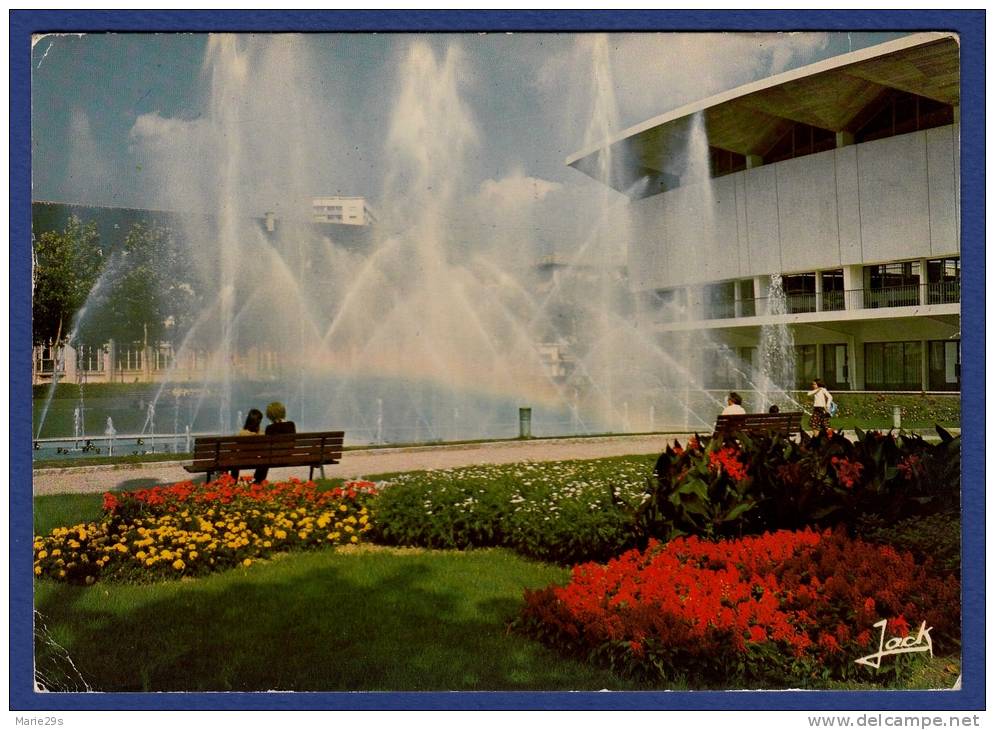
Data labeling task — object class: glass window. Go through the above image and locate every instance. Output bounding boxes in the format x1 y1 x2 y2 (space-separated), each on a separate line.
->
704 282 736 320
783 273 817 313
821 269 844 311
794 344 817 389
864 261 921 307
821 343 849 390
928 340 960 391
926 257 960 304
738 279 755 317
864 342 923 390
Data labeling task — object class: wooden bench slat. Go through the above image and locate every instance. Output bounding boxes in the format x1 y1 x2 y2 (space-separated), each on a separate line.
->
183 431 345 476
713 412 803 437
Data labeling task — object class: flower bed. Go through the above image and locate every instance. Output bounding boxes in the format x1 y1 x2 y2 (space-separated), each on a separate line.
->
372 457 653 563
516 529 960 686
34 478 379 584
641 428 960 542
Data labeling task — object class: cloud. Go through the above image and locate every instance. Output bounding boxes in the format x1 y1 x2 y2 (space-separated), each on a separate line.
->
476 173 563 210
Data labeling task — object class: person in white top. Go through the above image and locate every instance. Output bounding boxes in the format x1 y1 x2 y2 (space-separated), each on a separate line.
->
721 392 746 415
808 379 833 433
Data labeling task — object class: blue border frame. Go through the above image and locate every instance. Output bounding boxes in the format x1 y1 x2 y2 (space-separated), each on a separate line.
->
10 9 985 711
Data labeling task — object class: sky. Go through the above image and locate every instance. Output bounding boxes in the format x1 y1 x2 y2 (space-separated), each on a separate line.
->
31 31 908 254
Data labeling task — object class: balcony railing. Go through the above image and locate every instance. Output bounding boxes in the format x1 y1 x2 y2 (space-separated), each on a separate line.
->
658 282 960 324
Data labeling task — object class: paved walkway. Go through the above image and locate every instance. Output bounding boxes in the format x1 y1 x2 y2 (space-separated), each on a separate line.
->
32 434 688 496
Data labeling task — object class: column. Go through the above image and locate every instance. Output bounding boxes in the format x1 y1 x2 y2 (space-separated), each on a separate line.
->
919 257 929 305
842 265 863 311
849 335 863 390
746 154 763 169
835 131 855 148
63 343 78 384
921 339 929 392
106 340 116 383
814 270 824 312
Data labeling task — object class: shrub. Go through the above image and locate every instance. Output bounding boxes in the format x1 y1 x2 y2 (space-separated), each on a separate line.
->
515 529 960 687
857 512 961 577
372 458 653 563
33 478 378 584
639 428 960 543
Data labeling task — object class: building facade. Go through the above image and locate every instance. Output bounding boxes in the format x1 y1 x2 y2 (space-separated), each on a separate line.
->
312 196 377 225
567 32 961 393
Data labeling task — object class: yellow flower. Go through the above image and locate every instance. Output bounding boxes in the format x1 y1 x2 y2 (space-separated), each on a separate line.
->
37 550 48 560
274 529 287 540
51 549 61 557
172 559 185 570
350 536 359 543
146 559 155 566
262 540 272 548
242 558 252 567
34 566 42 575
339 504 348 512
189 551 198 560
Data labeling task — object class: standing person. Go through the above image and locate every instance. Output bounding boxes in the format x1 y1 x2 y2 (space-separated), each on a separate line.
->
808 379 833 433
229 408 263 481
253 401 296 484
721 392 746 415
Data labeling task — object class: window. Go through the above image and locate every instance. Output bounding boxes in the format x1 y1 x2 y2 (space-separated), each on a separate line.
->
794 345 818 389
821 269 844 311
821 344 849 390
855 91 955 143
928 340 960 391
703 347 754 390
764 122 836 164
782 273 817 313
704 281 736 320
864 261 921 307
738 279 756 317
864 341 922 390
926 257 960 304
647 288 687 323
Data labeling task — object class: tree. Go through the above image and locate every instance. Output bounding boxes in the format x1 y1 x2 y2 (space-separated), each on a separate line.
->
31 216 103 345
93 222 201 347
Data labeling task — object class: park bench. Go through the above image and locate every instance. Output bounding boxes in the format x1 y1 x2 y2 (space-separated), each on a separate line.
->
183 430 345 482
713 412 803 438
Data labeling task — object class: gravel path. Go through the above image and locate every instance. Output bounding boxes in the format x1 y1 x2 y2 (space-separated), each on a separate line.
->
32 434 688 496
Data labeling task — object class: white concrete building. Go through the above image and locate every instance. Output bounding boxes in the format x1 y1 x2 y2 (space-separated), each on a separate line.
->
567 32 960 393
311 196 377 225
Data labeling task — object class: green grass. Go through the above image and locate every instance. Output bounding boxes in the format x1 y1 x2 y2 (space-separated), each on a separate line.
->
34 546 640 692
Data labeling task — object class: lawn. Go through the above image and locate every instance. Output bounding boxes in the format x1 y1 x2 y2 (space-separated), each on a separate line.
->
34 545 640 692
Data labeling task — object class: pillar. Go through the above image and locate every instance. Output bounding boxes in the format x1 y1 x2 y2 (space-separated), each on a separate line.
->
835 131 855 148
63 343 78 384
754 275 771 316
921 338 929 392
105 340 116 383
842 265 863 311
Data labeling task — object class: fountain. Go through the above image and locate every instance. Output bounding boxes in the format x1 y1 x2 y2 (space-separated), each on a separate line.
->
36 33 781 454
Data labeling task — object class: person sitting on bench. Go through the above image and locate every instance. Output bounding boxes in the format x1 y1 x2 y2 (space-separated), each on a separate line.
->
229 408 263 481
721 392 746 416
254 401 296 484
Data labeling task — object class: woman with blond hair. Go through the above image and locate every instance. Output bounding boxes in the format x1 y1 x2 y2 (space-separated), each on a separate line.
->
253 401 296 484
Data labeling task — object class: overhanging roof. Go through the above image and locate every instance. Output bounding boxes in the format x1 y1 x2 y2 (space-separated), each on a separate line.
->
567 32 960 194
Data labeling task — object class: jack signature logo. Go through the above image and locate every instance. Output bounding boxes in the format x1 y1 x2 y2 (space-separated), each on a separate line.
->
855 618 933 669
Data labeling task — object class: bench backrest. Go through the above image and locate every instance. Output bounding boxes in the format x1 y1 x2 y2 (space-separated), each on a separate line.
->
189 431 345 471
713 412 803 436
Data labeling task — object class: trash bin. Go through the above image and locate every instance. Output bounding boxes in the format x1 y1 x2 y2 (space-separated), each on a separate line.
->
519 407 532 439
892 406 902 430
